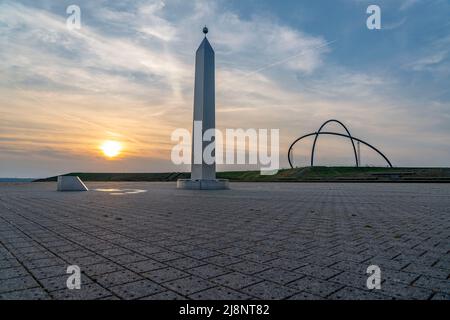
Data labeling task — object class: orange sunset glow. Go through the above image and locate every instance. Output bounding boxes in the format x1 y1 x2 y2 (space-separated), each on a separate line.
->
100 140 123 158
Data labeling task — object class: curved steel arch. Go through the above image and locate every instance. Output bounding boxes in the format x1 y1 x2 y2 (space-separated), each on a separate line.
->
311 119 358 167
288 131 393 169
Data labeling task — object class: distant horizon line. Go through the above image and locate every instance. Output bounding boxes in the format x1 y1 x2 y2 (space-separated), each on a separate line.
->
3 166 450 180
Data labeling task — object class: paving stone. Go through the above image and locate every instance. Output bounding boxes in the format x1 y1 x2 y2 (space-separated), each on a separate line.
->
288 291 324 300
40 274 92 292
328 287 390 300
29 265 67 280
0 266 29 280
51 245 81 254
82 261 124 276
0 275 39 293
110 279 166 299
218 247 253 257
205 254 243 267
68 255 109 267
229 261 271 275
166 257 207 269
117 240 147 250
403 263 448 279
239 252 278 263
0 259 21 269
433 259 450 270
97 247 133 257
111 253 149 265
99 295 121 300
211 272 263 290
242 281 297 300
295 264 342 280
16 251 55 261
331 252 373 263
287 276 344 298
143 267 189 283
9 245 43 258
254 268 304 285
381 282 434 300
0 287 50 300
366 258 410 271
382 269 420 285
51 282 112 300
264 257 309 271
59 249 93 259
412 275 450 293
138 246 166 256
164 276 215 296
328 271 368 289
301 255 340 267
167 244 196 253
189 286 252 300
187 264 231 279
124 259 166 273
431 292 450 300
149 250 184 262
184 249 220 260
329 260 364 273
140 290 187 300
21 258 64 269
93 270 144 287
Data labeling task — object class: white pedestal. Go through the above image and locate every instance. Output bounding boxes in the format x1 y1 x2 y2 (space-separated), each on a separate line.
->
177 179 229 190
57 176 88 192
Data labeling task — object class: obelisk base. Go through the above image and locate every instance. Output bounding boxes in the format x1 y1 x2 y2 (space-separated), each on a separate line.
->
177 179 229 190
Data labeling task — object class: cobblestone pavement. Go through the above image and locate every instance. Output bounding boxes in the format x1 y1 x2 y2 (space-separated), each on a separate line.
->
0 182 448 300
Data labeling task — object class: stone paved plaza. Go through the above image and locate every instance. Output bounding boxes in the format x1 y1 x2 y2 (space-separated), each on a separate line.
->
0 182 448 300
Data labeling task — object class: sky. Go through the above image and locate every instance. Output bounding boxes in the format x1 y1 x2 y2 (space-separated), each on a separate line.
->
1 0 449 178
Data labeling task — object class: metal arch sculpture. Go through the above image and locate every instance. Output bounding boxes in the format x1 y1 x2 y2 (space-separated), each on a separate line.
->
288 120 393 169
311 119 358 167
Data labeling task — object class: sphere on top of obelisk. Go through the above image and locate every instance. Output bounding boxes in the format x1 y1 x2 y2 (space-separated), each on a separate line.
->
203 26 208 36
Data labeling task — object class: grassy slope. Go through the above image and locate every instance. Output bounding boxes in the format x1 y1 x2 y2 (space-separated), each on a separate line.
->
35 167 450 182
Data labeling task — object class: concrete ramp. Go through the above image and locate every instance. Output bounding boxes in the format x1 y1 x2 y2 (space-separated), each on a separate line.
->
57 176 88 192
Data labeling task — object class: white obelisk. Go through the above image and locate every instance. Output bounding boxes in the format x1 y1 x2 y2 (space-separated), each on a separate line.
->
177 27 229 190
191 27 216 180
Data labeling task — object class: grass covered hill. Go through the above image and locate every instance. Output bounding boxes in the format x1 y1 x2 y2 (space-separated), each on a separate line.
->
34 167 450 183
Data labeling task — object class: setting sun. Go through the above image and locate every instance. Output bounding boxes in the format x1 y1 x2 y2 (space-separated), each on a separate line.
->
100 140 122 158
